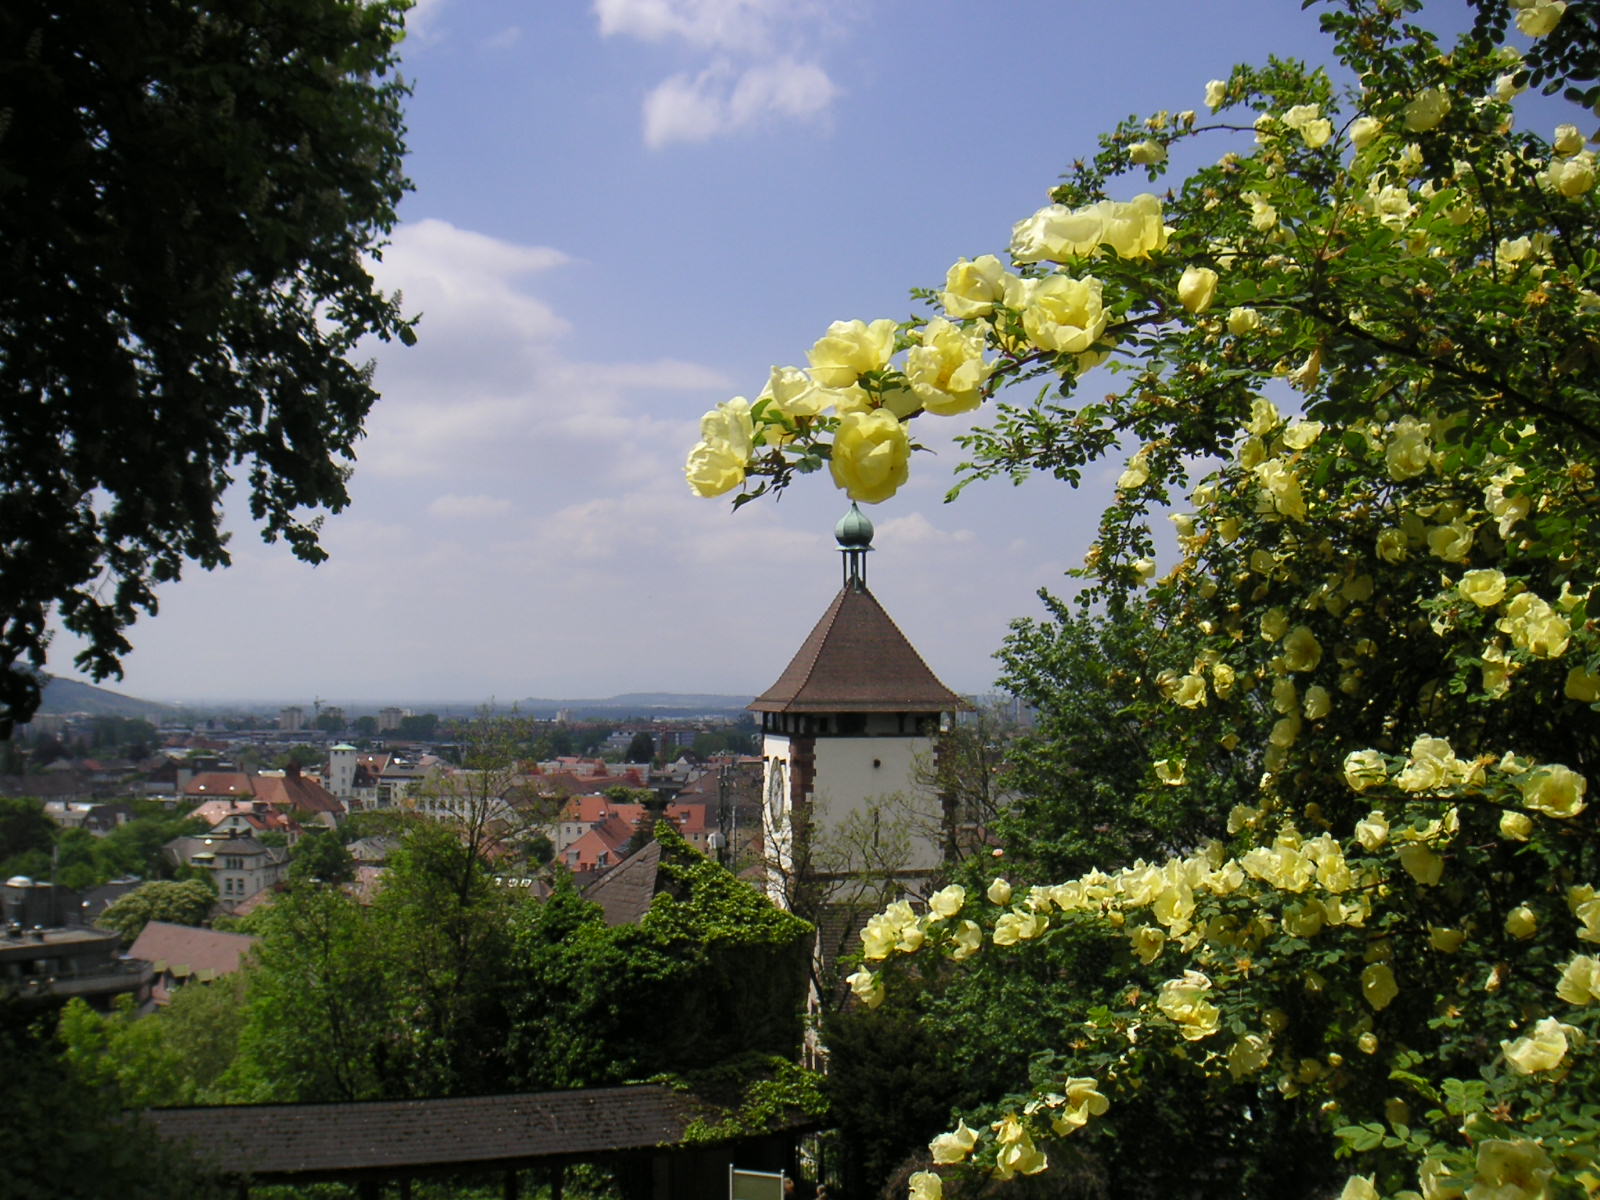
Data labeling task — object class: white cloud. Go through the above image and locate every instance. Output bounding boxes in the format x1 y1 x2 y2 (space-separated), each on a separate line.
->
644 58 836 148
876 513 977 548
428 494 515 520
482 26 522 51
597 0 844 147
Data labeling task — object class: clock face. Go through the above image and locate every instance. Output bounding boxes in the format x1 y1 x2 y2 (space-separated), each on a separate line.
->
766 761 788 828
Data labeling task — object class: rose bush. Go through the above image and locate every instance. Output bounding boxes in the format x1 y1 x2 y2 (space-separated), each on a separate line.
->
691 1 1600 1196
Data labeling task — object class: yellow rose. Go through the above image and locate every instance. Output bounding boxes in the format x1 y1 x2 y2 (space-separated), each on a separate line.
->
1338 1176 1380 1200
1501 1016 1571 1073
1567 667 1600 703
928 884 966 920
829 410 910 505
1172 674 1208 708
1015 273 1109 355
1557 955 1600 1005
1498 592 1571 658
1361 962 1398 1010
1516 0 1567 37
1344 752 1395 800
1098 194 1169 259
1384 415 1433 480
1178 265 1219 314
685 396 757 497
1429 925 1466 953
941 254 1006 318
1131 924 1166 964
1052 1077 1110 1135
1154 758 1188 786
1212 661 1237 698
906 318 991 416
950 919 982 961
1554 123 1586 155
1157 970 1222 1040
1282 626 1323 672
1546 151 1597 197
908 1170 942 1200
1426 519 1474 563
1227 1033 1272 1080
1354 806 1390 846
1205 79 1228 110
1303 685 1332 720
991 1116 1047 1180
1505 905 1539 939
1500 810 1534 841
846 968 884 1009
1398 843 1444 886
987 877 1013 906
1130 138 1167 166
1349 116 1382 149
808 318 897 388
1517 763 1587 818
1376 528 1410 563
759 365 828 419
1403 87 1451 132
1009 204 1103 263
929 1120 980 1164
1227 306 1261 335
1458 569 1507 608
1282 419 1324 450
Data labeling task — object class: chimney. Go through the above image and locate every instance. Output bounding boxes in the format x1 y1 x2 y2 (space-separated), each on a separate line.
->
286 760 301 781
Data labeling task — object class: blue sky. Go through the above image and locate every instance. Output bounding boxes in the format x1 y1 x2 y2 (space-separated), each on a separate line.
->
45 1 1521 706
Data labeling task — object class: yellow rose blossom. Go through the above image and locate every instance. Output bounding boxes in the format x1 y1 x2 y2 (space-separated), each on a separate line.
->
1546 150 1597 197
1565 666 1600 702
987 877 1013 906
950 919 982 961
1376 528 1410 563
1157 970 1222 1040
1500 810 1534 841
1404 87 1451 132
1051 1077 1110 1135
1282 626 1323 672
940 254 1006 318
1554 122 1586 155
1010 204 1102 263
1177 265 1219 314
1227 306 1261 335
807 318 897 388
1011 273 1109 356
685 396 757 497
1505 905 1539 939
1426 519 1474 563
1211 661 1237 698
1516 0 1568 37
1557 955 1600 1005
1349 115 1383 149
1131 924 1166 964
1303 685 1332 720
929 1120 980 1164
1354 807 1390 847
1458 569 1507 608
928 884 966 920
908 1171 942 1200
1398 843 1445 886
1172 674 1208 708
1361 962 1399 1010
1498 592 1572 658
905 318 991 415
991 1114 1048 1180
1227 1033 1272 1080
1501 1016 1572 1073
1339 1176 1380 1200
1205 79 1227 109
829 409 910 505
1129 138 1166 166
1517 763 1587 818
1098 194 1169 259
846 968 884 1009
1282 419 1324 450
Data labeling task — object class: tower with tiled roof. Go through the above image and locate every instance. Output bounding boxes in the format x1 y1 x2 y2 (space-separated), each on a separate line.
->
751 505 966 909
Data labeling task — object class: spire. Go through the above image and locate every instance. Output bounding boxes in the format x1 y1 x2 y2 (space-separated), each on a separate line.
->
834 503 873 591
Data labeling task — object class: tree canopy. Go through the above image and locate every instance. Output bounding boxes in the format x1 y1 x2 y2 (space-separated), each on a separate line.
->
693 1 1600 1197
0 0 416 734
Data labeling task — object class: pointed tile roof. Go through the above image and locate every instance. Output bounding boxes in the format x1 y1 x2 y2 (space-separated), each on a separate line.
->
751 584 965 714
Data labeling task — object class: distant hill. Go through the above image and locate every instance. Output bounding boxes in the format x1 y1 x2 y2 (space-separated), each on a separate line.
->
34 676 181 722
514 693 756 719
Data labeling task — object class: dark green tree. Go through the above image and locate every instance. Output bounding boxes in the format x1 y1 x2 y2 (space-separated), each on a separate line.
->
288 828 355 886
0 0 417 735
98 878 215 944
625 730 656 763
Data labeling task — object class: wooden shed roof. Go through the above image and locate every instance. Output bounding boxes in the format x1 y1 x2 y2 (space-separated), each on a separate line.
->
143 1084 711 1181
